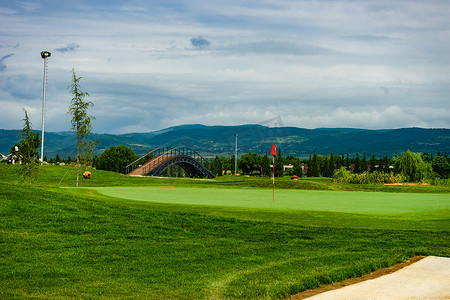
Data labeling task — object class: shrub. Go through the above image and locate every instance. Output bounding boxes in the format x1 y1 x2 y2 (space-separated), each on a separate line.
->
333 167 404 184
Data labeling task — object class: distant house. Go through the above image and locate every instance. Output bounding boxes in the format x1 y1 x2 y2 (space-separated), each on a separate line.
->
283 164 293 171
282 163 308 174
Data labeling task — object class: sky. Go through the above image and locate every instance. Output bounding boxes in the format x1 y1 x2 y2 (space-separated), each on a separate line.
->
0 0 449 134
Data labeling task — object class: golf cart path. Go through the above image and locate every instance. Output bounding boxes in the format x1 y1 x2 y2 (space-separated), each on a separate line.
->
288 256 450 300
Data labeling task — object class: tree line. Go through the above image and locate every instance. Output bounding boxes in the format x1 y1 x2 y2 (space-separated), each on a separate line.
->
26 138 449 183
202 149 449 182
73 145 448 183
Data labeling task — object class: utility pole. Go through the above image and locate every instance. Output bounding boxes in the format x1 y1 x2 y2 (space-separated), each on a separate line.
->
40 51 51 163
234 133 238 174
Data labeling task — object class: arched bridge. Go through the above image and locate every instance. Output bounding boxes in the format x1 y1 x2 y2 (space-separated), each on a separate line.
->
125 147 215 179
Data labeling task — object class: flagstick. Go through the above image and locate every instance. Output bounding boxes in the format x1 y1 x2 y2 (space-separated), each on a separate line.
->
272 156 275 203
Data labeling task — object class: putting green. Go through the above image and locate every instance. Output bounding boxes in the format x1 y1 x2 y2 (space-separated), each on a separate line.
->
89 186 450 214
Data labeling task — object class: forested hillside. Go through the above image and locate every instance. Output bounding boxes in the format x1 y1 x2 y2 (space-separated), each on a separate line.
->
1 125 448 159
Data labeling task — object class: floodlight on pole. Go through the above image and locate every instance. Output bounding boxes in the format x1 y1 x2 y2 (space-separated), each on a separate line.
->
40 51 51 163
234 133 238 174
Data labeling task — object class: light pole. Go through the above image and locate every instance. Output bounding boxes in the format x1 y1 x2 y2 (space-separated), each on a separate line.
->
40 51 51 163
234 133 238 174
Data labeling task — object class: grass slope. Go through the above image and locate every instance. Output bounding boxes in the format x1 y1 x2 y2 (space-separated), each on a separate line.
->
1 164 449 299
1 164 449 193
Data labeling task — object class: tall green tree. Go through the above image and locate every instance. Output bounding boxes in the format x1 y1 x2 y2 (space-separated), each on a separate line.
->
97 145 139 173
361 152 367 173
329 153 335 175
335 154 342 169
308 151 320 177
431 156 450 179
369 154 377 172
68 69 95 186
220 156 231 174
238 152 261 175
292 159 303 177
261 154 271 176
394 150 432 182
353 153 361 173
421 152 431 163
274 148 284 177
322 156 330 177
17 108 40 186
211 155 223 176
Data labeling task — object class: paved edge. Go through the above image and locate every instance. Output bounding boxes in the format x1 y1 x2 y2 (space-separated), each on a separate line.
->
284 256 426 300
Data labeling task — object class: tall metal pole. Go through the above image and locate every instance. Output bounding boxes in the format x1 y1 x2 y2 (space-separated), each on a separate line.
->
234 133 238 174
40 51 51 163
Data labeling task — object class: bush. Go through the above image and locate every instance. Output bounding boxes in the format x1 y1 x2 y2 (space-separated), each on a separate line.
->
333 167 350 183
333 167 404 184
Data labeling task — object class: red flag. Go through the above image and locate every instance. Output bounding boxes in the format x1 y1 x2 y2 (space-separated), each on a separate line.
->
271 142 277 157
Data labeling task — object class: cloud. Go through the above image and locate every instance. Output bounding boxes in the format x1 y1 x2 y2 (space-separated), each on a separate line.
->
18 1 42 12
54 43 80 53
190 36 211 48
0 0 449 133
0 43 20 49
379 86 390 95
342 35 405 42
0 53 14 72
221 41 337 56
0 100 39 131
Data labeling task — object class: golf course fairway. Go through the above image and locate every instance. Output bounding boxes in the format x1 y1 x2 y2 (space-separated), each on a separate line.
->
89 186 450 214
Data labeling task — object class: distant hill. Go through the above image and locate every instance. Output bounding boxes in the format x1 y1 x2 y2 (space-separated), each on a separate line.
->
1 125 448 159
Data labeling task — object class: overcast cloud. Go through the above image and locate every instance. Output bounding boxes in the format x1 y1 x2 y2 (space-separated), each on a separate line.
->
0 0 449 134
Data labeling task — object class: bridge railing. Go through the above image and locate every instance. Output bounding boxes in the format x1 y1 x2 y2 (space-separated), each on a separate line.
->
124 146 210 175
124 147 173 174
142 147 210 176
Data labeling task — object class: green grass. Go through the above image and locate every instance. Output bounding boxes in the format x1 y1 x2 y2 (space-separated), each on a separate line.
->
89 186 450 214
1 163 449 193
1 163 449 299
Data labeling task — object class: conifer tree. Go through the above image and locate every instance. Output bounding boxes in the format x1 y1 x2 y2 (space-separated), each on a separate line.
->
17 108 40 186
308 151 320 177
292 158 303 177
354 153 361 173
275 148 284 177
68 69 95 186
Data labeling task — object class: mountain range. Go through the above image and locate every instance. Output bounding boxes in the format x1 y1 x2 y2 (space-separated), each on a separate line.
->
1 125 449 159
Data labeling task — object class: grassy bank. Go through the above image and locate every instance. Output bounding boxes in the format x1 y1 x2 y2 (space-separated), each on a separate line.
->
1 182 449 299
1 163 449 193
1 163 449 299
